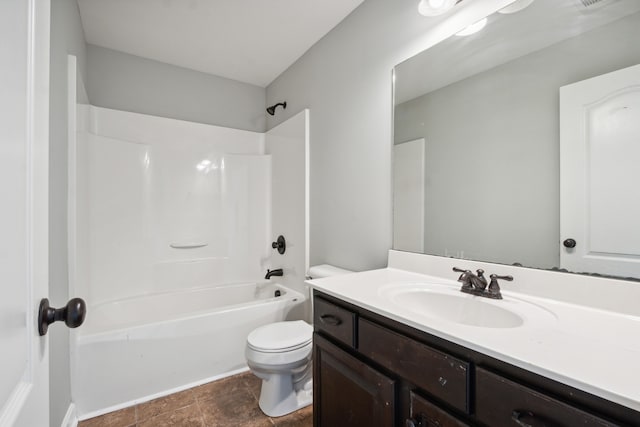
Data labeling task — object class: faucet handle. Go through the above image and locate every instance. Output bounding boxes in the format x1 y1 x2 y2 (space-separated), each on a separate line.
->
487 274 513 299
452 267 473 287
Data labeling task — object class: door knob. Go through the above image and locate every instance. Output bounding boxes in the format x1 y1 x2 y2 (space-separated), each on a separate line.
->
38 297 86 336
563 238 576 248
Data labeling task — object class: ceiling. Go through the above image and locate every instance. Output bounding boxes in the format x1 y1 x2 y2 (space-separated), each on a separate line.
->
395 0 640 104
76 0 364 88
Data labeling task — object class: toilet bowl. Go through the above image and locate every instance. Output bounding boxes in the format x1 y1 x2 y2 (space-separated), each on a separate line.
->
245 320 313 417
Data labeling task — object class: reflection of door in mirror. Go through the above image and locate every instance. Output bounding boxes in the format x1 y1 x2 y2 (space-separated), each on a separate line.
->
393 139 425 253
560 63 640 278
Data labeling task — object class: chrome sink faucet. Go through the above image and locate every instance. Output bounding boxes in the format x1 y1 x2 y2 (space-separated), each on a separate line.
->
453 267 513 299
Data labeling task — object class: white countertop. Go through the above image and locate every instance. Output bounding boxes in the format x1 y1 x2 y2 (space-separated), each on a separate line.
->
307 266 640 412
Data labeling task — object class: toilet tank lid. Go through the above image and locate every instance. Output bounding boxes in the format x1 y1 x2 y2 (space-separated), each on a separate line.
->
308 264 353 279
247 320 312 351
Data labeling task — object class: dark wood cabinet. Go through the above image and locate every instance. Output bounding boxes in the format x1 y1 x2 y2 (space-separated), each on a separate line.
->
313 333 395 427
475 368 616 427
313 291 640 427
313 297 356 348
407 392 469 427
359 318 470 414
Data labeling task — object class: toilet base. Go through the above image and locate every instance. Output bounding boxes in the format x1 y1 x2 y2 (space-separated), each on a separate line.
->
257 373 313 417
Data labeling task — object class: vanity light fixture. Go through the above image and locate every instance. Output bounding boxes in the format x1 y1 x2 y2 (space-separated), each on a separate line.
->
418 0 457 17
498 0 535 14
455 17 488 36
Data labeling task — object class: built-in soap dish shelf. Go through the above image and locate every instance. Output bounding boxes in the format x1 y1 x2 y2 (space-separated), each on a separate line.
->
169 243 208 249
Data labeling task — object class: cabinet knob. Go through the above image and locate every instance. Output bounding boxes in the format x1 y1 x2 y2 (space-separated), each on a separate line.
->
319 314 342 326
563 238 576 248
405 416 424 427
511 410 557 427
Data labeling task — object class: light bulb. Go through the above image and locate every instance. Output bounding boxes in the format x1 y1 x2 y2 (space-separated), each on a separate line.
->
418 0 457 17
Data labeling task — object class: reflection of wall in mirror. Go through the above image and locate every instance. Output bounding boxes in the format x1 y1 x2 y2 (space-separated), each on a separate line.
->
393 138 425 253
393 12 640 270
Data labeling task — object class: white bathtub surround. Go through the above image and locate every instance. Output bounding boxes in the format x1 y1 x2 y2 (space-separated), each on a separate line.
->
73 282 305 418
71 105 270 305
68 104 313 418
265 110 310 320
307 250 640 412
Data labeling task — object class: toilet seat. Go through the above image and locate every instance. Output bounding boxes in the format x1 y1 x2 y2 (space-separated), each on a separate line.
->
246 341 312 367
247 320 312 353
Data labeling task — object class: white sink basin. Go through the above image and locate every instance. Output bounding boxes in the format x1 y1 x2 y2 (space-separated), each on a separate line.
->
380 283 556 328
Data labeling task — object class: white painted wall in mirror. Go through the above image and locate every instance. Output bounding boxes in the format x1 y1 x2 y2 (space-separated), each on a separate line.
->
393 138 425 253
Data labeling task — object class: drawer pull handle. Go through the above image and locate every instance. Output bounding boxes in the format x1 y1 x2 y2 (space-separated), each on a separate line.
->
405 414 427 427
319 314 343 326
406 414 443 427
512 410 556 427
406 418 419 427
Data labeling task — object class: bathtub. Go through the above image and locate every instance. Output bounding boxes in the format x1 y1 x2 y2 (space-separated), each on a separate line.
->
72 281 305 419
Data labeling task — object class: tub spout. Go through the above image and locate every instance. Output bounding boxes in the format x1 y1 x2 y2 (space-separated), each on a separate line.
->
265 269 284 279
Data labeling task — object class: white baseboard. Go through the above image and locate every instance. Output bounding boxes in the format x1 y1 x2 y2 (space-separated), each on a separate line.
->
61 403 78 427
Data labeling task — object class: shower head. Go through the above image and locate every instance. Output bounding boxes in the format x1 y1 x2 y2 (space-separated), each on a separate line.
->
266 102 287 116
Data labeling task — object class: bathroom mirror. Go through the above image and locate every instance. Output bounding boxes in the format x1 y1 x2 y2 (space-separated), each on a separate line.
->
393 0 640 280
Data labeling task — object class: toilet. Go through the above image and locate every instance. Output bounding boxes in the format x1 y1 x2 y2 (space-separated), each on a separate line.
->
245 320 313 417
245 264 353 417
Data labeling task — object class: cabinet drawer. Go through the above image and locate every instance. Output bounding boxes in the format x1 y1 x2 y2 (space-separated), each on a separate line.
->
408 391 469 427
476 368 617 427
358 319 470 413
314 297 356 347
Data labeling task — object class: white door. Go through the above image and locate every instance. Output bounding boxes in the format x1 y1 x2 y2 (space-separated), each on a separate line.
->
0 0 50 426
560 64 640 278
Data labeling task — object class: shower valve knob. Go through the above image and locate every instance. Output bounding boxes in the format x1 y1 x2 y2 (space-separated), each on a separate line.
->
38 297 86 336
271 235 286 254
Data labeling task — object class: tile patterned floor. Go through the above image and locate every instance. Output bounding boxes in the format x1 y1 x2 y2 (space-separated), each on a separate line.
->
78 372 313 427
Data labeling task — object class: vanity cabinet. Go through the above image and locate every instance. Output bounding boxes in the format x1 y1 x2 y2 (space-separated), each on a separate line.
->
313 291 638 427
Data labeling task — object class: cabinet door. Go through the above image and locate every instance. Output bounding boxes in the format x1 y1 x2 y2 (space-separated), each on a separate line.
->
314 333 395 427
406 391 469 427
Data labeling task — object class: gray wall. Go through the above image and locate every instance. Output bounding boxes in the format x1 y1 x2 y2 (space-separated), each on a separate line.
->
265 0 442 272
394 12 640 270
49 0 87 425
87 45 267 132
